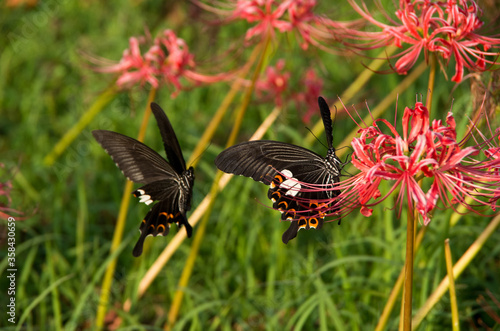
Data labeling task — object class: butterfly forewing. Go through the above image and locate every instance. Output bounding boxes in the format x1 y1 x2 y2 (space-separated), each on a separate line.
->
215 140 327 184
151 102 187 174
92 103 194 257
215 96 342 244
318 96 334 149
92 130 179 184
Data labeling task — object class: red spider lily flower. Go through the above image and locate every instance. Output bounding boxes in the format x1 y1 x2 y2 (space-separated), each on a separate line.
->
232 0 293 41
345 0 500 82
282 0 341 50
270 100 500 225
255 59 290 106
95 29 233 97
294 68 324 123
329 100 500 225
199 0 350 50
97 36 160 88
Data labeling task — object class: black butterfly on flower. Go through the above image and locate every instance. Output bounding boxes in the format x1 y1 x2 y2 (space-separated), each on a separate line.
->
93 103 194 257
215 96 343 243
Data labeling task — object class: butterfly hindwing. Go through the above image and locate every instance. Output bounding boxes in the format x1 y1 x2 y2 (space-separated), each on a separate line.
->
132 179 181 206
132 200 192 257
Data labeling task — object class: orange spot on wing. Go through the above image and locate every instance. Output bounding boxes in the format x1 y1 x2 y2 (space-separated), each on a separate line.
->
298 217 307 230
285 209 297 220
308 218 319 229
278 200 288 209
274 174 284 183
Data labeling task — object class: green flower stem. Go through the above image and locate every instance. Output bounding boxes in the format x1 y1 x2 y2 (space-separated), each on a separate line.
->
426 54 437 114
375 226 426 331
444 239 460 331
413 214 500 328
402 208 415 331
95 88 156 330
225 38 271 148
164 35 271 330
76 178 88 270
43 85 117 166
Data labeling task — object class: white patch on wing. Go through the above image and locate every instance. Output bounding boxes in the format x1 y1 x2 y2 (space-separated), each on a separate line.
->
281 179 301 196
139 195 153 205
279 169 301 197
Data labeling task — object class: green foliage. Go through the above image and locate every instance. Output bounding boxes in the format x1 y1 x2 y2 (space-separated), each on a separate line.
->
1 1 499 330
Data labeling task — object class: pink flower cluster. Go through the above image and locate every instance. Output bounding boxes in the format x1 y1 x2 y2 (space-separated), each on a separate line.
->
255 59 290 106
253 61 324 121
346 0 500 82
204 0 349 50
96 30 230 97
334 101 500 224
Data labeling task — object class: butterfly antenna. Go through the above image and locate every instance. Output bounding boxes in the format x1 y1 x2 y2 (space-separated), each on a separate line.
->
337 145 353 154
305 127 327 149
332 104 338 134
189 142 212 168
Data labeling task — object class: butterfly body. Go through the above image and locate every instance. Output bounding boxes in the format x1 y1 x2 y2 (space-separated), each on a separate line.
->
93 103 193 257
215 97 342 243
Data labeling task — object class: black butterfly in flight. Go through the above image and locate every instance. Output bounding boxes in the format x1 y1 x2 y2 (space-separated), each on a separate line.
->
215 96 342 244
92 103 194 257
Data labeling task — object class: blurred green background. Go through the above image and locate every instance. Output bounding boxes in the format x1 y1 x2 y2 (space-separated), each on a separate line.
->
1 1 499 330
